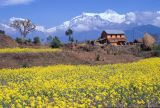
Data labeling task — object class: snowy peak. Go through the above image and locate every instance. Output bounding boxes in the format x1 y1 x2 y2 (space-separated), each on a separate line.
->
57 9 160 32
74 9 136 24
52 10 137 32
82 10 126 23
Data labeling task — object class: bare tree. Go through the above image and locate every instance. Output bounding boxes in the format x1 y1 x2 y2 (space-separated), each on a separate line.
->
143 33 156 50
10 19 36 42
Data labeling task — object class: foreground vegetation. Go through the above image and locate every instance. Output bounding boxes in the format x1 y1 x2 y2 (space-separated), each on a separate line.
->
0 48 61 54
0 58 160 107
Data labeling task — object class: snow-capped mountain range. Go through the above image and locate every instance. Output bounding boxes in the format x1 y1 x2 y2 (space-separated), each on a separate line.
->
1 9 160 41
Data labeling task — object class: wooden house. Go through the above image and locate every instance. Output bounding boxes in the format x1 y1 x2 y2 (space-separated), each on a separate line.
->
99 30 127 46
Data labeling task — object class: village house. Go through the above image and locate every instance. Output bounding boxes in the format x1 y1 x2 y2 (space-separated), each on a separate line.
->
98 30 127 46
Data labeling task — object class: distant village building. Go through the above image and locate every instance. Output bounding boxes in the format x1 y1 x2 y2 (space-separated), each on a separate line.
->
134 38 143 44
99 30 127 46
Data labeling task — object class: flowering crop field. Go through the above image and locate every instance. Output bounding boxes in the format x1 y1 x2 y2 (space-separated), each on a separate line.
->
0 58 160 108
0 48 61 54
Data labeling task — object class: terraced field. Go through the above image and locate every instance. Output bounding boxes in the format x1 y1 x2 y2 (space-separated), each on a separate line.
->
0 58 160 107
0 48 61 53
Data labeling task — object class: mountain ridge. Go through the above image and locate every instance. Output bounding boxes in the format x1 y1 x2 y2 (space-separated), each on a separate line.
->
1 10 160 42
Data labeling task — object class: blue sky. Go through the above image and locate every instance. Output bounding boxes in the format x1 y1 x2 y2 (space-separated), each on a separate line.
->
0 0 160 27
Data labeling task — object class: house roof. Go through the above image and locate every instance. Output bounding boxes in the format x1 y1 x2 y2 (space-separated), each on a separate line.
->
104 30 125 34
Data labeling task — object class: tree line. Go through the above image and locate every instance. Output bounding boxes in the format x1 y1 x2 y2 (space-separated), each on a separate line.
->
9 18 75 48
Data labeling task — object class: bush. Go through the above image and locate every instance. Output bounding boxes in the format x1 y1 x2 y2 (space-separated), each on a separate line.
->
15 37 23 43
154 50 160 57
16 37 32 44
153 45 160 50
50 36 61 48
96 54 100 61
33 36 41 44
153 45 160 57
0 30 5 34
22 63 29 68
27 38 32 43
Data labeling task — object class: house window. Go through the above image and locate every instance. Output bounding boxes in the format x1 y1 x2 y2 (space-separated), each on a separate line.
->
117 35 120 38
107 35 111 38
112 35 116 38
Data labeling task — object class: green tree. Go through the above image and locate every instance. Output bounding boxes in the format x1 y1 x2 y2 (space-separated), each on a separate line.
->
51 36 61 48
47 35 53 44
65 28 74 43
33 36 41 44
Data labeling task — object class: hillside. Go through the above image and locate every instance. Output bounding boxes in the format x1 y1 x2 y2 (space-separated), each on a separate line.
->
0 34 18 48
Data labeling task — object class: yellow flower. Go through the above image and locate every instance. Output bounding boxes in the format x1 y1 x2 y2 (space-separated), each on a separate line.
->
0 58 159 107
95 96 101 101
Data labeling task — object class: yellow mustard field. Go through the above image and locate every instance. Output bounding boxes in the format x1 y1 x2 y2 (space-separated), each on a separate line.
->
0 58 160 108
0 48 61 53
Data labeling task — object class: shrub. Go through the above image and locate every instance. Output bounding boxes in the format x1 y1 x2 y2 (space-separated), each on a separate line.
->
0 30 5 34
96 54 100 61
27 38 32 43
22 63 29 68
153 45 160 50
153 45 160 57
33 36 41 44
15 37 23 44
154 50 160 57
16 37 32 44
50 36 61 48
